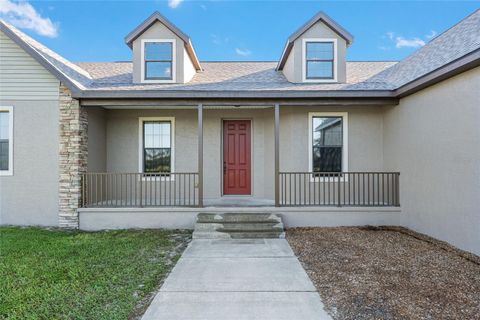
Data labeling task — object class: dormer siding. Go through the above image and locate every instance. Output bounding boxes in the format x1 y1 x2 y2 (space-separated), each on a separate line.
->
282 20 347 83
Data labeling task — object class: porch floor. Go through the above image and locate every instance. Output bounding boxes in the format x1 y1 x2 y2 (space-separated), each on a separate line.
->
204 197 275 207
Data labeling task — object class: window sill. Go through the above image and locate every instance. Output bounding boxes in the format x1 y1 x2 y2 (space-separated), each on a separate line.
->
140 79 176 84
0 170 13 176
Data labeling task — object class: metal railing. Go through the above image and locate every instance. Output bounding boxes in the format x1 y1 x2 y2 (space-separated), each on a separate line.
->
279 172 400 207
81 172 199 208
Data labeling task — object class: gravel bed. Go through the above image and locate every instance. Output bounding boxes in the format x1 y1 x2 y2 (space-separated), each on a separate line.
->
287 227 480 320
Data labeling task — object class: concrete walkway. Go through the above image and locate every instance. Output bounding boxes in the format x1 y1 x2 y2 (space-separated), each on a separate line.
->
142 239 331 320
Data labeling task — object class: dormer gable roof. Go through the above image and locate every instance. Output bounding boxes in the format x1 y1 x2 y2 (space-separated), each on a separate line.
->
124 11 202 71
277 11 354 70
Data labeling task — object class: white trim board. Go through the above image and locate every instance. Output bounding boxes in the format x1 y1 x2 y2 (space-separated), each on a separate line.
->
138 117 176 178
302 38 338 83
0 106 14 176
308 112 348 181
140 39 176 84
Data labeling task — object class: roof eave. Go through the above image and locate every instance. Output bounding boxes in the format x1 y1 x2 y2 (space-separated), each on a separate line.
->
73 89 396 100
395 48 480 98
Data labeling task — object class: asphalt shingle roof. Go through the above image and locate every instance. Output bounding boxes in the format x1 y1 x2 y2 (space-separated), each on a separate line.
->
0 9 479 95
368 9 480 88
75 61 397 91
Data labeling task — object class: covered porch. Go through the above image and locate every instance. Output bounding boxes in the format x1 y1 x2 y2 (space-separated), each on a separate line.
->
80 100 400 210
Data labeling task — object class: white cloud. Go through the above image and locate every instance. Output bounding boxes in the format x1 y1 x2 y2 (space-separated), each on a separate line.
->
386 31 395 40
211 34 221 45
426 30 437 39
0 0 58 37
235 48 251 57
168 0 183 8
395 37 425 48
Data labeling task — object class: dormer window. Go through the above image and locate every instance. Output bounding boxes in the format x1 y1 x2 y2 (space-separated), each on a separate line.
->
302 38 337 82
141 39 176 83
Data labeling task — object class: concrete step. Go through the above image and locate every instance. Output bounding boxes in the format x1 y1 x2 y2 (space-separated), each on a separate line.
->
195 222 284 232
197 213 282 224
193 213 285 239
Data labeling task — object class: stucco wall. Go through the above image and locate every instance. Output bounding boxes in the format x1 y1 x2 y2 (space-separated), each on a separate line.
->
0 29 60 226
383 67 480 255
0 100 60 226
86 107 106 172
101 105 384 201
280 106 384 172
283 21 347 83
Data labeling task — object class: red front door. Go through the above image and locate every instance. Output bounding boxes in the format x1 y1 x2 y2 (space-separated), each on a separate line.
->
223 120 251 195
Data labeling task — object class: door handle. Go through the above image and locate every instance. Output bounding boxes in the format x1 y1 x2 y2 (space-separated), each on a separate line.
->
223 162 227 175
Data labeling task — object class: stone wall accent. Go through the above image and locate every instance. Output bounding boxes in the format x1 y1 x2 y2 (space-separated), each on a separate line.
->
58 84 87 228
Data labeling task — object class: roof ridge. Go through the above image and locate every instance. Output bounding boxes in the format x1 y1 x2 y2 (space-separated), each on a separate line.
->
425 8 480 44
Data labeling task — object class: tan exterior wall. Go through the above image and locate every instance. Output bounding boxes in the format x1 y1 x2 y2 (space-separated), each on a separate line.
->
282 21 347 83
101 105 384 201
0 30 60 100
383 67 480 255
86 107 106 172
0 99 60 226
0 30 61 226
132 21 196 84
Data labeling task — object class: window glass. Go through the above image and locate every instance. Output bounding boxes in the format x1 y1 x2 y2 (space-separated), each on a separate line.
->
306 41 334 79
312 117 343 172
0 111 9 171
144 42 173 80
145 62 172 80
307 61 333 79
143 121 171 173
145 42 172 60
306 42 333 60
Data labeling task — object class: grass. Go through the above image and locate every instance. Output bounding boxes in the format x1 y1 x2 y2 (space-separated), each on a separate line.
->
0 227 190 320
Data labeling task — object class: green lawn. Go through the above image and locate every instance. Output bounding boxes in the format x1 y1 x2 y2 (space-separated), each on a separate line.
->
0 227 190 320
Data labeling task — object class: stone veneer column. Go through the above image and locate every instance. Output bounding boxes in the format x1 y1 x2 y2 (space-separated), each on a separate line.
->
58 84 88 228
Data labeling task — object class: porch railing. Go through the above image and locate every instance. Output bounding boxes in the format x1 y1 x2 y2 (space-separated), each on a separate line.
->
279 172 400 207
81 172 199 208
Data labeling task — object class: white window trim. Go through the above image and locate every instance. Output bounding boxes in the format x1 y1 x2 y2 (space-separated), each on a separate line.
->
302 38 338 83
140 39 176 84
0 106 13 176
308 112 348 182
138 117 175 181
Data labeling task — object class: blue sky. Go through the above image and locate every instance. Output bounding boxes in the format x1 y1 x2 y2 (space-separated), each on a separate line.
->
1 1 478 62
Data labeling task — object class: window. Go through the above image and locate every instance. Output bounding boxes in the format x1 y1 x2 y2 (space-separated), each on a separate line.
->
303 39 337 82
0 106 13 176
142 40 175 82
139 118 174 173
309 112 348 173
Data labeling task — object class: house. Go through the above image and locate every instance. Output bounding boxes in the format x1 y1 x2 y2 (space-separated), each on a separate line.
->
0 10 479 255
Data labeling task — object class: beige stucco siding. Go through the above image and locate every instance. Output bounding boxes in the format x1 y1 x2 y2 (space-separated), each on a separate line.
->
0 30 60 226
280 106 384 172
0 31 60 100
383 66 480 255
102 106 384 201
0 100 60 226
86 107 106 172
